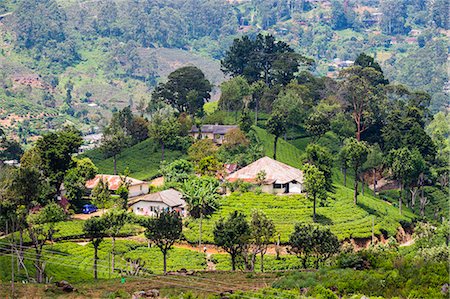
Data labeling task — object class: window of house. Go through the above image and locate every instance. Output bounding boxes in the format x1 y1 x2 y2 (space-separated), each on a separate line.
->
274 184 283 189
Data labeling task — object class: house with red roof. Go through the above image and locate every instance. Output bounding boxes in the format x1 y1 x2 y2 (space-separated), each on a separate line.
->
85 174 149 198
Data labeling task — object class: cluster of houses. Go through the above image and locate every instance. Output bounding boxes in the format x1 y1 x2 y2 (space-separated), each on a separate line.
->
82 125 305 217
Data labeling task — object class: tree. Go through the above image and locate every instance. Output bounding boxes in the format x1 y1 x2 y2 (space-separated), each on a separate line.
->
159 159 194 184
219 76 251 119
148 113 180 161
152 66 211 116
239 108 253 133
35 128 83 195
213 211 251 271
91 177 111 212
104 209 131 272
142 211 183 274
266 111 286 160
195 156 222 176
221 34 309 86
0 137 23 161
248 210 275 272
109 106 149 145
303 164 326 222
305 144 333 191
188 139 218 163
304 111 330 142
342 138 369 205
26 203 66 283
385 147 419 214
83 216 108 280
181 177 220 250
339 66 384 141
101 129 129 175
223 128 249 150
289 223 339 268
63 157 97 202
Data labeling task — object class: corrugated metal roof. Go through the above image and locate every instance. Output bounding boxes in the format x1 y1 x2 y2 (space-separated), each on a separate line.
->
226 156 303 184
128 189 185 208
85 174 146 190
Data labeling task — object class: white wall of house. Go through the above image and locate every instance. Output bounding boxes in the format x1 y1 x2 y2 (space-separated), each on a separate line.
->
130 201 169 217
289 182 303 194
129 184 149 198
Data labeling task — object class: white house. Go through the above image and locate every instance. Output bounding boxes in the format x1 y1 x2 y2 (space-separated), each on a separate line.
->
85 174 149 198
128 189 186 217
226 156 304 194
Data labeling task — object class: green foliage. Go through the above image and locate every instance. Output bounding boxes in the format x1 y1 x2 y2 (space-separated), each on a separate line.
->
141 210 183 273
35 127 83 193
152 66 211 116
289 223 339 268
159 159 194 184
214 211 251 271
91 178 111 210
64 157 97 202
266 111 287 160
303 164 326 222
305 143 333 191
219 76 251 114
188 139 218 163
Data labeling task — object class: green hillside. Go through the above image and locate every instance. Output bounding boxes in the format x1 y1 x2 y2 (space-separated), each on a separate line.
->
82 139 186 180
183 127 415 244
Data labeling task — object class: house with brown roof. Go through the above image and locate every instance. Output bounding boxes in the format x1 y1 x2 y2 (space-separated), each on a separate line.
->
226 157 304 194
85 174 149 198
128 189 186 217
189 124 238 145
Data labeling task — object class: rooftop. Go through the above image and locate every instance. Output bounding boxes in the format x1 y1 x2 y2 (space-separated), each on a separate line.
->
128 189 185 208
226 156 303 184
85 174 146 190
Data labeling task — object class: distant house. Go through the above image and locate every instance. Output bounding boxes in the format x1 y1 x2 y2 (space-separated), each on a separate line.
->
189 124 238 145
128 189 186 217
85 174 149 198
226 156 304 194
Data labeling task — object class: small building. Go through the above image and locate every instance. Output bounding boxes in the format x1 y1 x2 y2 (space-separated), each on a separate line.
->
189 124 238 145
85 174 149 198
226 156 304 194
128 189 186 217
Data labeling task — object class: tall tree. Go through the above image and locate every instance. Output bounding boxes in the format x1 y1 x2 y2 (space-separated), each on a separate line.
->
338 66 384 141
63 157 97 203
148 113 180 161
266 111 286 160
35 128 83 195
305 144 333 191
27 203 66 283
181 177 220 250
213 211 251 271
152 66 211 116
142 211 183 274
249 210 275 272
101 128 130 175
342 138 369 205
219 76 251 119
104 209 131 272
385 147 420 214
303 164 326 222
221 34 310 86
83 216 108 280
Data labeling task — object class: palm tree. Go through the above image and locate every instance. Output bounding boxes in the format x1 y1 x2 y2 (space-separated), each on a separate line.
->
181 176 220 250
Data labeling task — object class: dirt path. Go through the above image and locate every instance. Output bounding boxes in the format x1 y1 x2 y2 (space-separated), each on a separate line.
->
71 210 106 220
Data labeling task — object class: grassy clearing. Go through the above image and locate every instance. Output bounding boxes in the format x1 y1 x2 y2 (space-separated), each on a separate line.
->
82 138 186 180
0 240 206 283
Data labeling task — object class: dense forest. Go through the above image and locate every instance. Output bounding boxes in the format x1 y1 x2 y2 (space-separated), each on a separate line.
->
0 0 448 142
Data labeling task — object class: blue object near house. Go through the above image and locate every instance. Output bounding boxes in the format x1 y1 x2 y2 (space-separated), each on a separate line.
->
82 204 98 214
